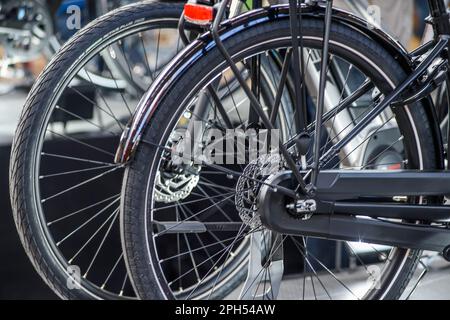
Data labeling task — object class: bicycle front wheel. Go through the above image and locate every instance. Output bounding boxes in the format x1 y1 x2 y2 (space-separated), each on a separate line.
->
121 15 440 300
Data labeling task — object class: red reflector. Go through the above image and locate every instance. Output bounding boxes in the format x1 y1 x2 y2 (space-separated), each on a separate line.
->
184 3 214 25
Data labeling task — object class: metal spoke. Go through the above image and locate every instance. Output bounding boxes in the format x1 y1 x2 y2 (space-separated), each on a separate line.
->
309 93 379 162
154 191 237 212
46 129 115 157
196 185 233 222
178 203 230 249
361 136 404 169
187 223 249 299
239 234 287 300
168 225 247 288
310 275 317 300
83 209 119 276
159 234 248 264
223 75 244 126
105 50 133 116
68 84 124 130
346 243 375 279
101 253 124 290
119 273 129 297
320 65 354 157
282 77 374 150
197 181 237 192
405 258 429 300
178 206 215 265
176 206 202 282
291 237 359 299
41 152 116 166
154 194 236 237
54 105 116 135
312 78 374 132
330 115 395 169
118 40 136 85
201 184 242 209
154 29 161 76
290 236 332 300
308 103 387 166
139 32 155 82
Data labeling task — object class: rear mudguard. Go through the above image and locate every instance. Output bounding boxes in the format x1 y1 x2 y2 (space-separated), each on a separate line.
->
114 4 444 167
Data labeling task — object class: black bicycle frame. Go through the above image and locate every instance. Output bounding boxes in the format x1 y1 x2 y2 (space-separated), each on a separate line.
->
178 0 450 202
177 0 450 200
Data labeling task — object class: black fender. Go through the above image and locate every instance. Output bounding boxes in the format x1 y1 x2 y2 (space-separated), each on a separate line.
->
114 4 444 167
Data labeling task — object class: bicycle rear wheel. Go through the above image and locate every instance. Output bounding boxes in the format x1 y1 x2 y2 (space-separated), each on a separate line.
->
121 15 440 300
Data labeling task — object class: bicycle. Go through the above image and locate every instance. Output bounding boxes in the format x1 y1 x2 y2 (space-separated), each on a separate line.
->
115 0 450 299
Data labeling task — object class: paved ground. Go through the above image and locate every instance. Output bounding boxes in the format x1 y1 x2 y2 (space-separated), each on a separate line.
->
1 90 450 300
